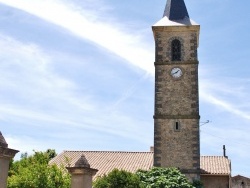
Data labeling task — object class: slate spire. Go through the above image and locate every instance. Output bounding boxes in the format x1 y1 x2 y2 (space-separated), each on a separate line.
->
163 0 189 20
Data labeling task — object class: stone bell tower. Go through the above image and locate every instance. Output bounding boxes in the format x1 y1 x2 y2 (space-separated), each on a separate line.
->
152 0 200 179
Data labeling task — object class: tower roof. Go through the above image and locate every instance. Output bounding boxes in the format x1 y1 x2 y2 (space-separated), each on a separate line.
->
163 0 189 20
74 155 90 168
0 131 8 148
153 0 199 27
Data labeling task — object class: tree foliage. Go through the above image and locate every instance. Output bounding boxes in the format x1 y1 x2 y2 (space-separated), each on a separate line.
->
192 179 203 188
93 169 143 188
7 149 70 188
136 167 195 188
94 167 202 188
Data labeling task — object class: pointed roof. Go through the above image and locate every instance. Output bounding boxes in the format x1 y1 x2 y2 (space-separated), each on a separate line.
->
153 0 199 27
74 155 90 168
163 0 189 20
0 131 8 148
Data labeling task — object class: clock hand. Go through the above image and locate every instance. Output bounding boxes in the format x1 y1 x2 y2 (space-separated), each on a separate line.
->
173 70 179 74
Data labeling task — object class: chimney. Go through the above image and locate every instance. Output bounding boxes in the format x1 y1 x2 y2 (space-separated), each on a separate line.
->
150 146 154 152
223 145 228 158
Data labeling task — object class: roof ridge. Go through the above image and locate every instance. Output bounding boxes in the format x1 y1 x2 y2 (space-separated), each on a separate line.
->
201 156 228 157
63 150 153 153
51 152 231 177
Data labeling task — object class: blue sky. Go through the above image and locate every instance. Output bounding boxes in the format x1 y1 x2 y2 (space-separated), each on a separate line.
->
0 0 249 177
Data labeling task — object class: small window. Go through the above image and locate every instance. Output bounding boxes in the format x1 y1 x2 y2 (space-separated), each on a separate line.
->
174 121 180 131
241 182 245 188
171 39 181 61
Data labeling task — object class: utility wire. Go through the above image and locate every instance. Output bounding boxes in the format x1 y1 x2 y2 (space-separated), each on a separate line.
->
201 131 250 147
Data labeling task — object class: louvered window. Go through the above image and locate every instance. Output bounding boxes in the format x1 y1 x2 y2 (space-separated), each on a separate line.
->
172 39 181 61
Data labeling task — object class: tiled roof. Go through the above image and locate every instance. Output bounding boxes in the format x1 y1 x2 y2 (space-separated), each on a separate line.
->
50 151 153 178
232 175 250 181
200 156 231 175
50 151 231 178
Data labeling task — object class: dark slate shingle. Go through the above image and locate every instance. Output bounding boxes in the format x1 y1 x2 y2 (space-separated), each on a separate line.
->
163 0 189 20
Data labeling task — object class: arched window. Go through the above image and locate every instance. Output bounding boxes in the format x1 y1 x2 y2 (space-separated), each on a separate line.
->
171 39 181 61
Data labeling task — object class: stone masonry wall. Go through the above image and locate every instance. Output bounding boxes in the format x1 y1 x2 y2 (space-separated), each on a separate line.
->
154 119 200 173
155 63 199 116
153 25 200 179
154 28 198 63
201 175 230 188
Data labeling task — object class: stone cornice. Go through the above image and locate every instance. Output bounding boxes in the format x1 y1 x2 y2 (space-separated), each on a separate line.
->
0 147 19 158
66 167 98 176
154 60 199 66
154 114 200 119
152 25 200 32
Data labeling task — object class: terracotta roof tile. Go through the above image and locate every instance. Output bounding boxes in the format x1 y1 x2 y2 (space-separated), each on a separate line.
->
200 156 231 175
50 151 231 178
50 151 153 179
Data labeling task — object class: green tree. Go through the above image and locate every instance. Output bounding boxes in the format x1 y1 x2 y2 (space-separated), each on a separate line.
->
93 167 202 188
136 167 195 188
192 179 203 188
7 150 70 188
93 169 143 188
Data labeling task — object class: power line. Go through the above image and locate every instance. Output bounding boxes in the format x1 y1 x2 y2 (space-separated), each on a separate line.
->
201 131 250 147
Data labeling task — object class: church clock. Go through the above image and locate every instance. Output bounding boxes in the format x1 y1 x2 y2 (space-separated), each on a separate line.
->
170 67 183 78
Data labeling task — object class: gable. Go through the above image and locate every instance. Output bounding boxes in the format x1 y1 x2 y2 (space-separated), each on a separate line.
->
232 175 250 187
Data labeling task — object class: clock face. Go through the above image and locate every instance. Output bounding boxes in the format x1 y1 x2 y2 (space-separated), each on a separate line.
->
171 67 183 78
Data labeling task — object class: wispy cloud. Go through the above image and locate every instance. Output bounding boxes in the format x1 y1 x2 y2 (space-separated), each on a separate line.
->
200 78 250 121
199 76 250 176
0 34 93 111
203 94 250 120
0 0 154 74
0 0 155 134
4 0 247 120
0 33 152 148
5 134 47 154
0 0 155 152
1 1 249 124
108 72 151 112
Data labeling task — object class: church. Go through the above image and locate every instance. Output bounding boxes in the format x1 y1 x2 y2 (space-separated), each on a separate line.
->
50 0 233 187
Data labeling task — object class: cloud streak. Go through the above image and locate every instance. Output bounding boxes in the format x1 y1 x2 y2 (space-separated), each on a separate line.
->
2 0 247 122
0 0 154 74
0 34 152 148
200 78 250 121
